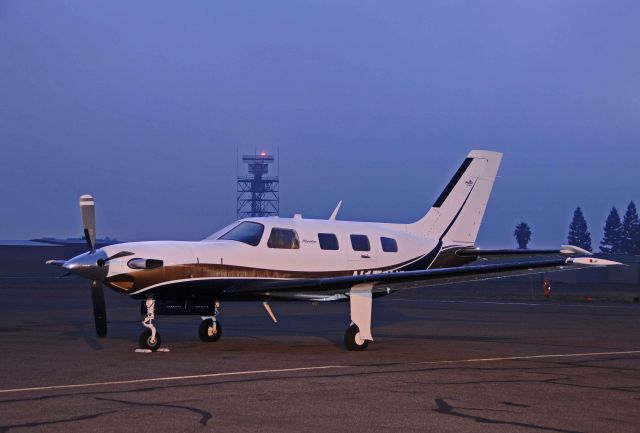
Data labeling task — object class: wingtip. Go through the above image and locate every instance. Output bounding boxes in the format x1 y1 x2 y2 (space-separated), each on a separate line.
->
566 257 624 266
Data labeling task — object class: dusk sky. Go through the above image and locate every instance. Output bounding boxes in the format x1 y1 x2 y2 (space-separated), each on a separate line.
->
1 1 639 249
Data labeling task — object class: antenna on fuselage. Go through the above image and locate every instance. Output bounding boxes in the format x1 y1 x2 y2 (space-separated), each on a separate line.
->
329 200 342 221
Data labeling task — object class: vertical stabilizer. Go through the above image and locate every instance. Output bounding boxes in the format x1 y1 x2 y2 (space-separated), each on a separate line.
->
409 150 502 246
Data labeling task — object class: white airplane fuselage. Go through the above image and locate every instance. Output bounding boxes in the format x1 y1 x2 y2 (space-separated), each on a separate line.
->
98 217 464 299
68 149 507 302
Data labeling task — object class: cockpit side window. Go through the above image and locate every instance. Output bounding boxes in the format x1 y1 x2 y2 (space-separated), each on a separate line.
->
218 222 265 246
267 228 300 249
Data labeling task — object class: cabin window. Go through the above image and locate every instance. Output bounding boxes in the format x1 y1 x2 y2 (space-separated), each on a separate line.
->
350 234 370 252
218 222 264 246
267 228 300 249
381 237 398 253
318 233 339 250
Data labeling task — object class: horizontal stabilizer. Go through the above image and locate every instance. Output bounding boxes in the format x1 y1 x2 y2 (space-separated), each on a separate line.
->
46 259 66 267
457 245 594 258
559 245 593 255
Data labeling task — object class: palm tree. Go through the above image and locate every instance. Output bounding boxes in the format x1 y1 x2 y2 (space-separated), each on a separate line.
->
514 222 532 249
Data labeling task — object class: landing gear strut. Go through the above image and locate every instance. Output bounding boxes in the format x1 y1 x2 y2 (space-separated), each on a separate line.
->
344 323 369 351
198 301 222 342
139 298 162 351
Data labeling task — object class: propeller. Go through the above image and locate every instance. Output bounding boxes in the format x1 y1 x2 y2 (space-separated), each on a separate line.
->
45 195 135 338
80 195 96 252
91 280 108 337
80 194 107 337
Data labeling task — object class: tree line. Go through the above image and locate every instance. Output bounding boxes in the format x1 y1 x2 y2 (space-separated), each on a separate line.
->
513 201 640 254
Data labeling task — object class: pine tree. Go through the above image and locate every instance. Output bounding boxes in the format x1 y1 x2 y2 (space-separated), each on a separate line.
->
600 206 623 253
621 201 640 254
568 206 592 251
514 222 531 249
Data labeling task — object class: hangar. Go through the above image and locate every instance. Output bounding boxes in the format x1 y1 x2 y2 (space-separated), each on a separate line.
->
0 238 119 277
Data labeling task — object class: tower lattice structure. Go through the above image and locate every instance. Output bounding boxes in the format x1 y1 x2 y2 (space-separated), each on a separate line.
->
237 152 279 219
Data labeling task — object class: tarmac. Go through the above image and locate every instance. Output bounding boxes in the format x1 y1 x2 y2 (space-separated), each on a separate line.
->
0 277 639 432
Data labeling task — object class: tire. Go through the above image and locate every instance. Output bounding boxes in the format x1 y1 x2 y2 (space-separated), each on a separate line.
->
198 319 222 342
344 324 369 351
139 329 162 351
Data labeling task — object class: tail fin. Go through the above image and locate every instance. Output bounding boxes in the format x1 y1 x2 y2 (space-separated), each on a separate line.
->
409 150 502 246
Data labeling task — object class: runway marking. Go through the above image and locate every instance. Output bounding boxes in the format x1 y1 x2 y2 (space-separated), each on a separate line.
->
409 350 640 366
393 299 542 306
392 298 639 308
1 350 639 395
0 365 348 395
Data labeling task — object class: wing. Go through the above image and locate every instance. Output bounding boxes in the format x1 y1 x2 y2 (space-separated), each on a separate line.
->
226 256 621 299
227 255 621 342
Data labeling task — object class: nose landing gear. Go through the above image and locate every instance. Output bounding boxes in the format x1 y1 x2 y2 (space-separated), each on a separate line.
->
139 298 162 351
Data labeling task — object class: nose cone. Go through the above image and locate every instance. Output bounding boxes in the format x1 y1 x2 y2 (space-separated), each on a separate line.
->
63 250 108 281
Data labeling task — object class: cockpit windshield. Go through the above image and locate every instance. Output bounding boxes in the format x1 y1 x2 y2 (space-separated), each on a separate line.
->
217 221 264 246
204 221 239 241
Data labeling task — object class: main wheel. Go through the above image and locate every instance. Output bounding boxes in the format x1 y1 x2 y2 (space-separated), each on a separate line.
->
198 319 222 342
344 324 369 351
139 329 162 351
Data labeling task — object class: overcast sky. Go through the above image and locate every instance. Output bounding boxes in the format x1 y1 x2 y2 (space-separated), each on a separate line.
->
1 1 639 248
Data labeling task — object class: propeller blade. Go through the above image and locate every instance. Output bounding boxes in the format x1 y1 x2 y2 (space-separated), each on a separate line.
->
80 195 96 252
91 280 107 337
97 251 134 267
106 251 134 261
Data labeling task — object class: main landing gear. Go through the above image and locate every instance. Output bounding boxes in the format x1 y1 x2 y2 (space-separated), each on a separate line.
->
198 301 222 342
344 323 369 351
139 298 162 351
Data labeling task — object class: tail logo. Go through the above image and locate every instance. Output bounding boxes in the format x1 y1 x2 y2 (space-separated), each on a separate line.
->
464 180 474 187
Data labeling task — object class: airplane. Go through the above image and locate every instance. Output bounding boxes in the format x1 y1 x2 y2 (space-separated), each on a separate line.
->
47 150 620 351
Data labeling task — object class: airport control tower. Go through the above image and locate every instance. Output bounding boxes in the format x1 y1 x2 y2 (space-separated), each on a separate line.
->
237 151 279 219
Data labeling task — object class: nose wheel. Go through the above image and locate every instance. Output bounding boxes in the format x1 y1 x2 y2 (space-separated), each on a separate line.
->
139 328 162 351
